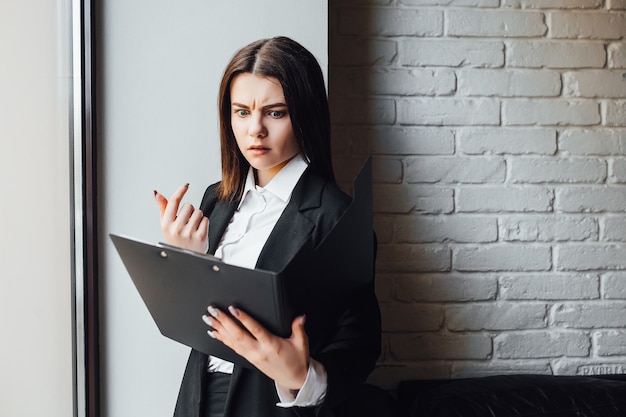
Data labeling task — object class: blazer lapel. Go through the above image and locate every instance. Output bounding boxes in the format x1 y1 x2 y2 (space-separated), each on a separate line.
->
255 169 324 272
207 199 238 255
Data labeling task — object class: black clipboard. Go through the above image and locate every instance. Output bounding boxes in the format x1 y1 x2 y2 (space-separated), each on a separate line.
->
110 158 373 368
110 234 292 367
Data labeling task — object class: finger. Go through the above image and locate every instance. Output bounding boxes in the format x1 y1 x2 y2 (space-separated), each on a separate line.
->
154 190 168 218
175 203 195 228
163 183 190 223
197 216 209 240
228 306 271 343
202 316 221 340
290 315 309 348
203 306 227 340
184 208 205 234
207 306 243 337
214 307 258 351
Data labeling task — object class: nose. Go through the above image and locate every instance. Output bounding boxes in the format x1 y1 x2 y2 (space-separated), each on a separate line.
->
248 113 267 138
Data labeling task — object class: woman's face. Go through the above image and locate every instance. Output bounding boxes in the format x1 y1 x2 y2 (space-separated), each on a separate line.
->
230 72 300 187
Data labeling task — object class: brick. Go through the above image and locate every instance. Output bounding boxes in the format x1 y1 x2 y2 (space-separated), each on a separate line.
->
377 244 451 272
608 0 626 9
374 216 394 244
374 184 453 214
398 98 500 126
329 97 395 125
503 99 601 126
380 303 443 331
394 273 498 302
402 0 499 5
338 7 442 36
551 12 626 39
601 153 626 178
507 41 606 69
605 100 626 127
563 71 626 98
495 331 590 358
400 39 504 68
608 43 626 69
503 0 602 8
447 10 546 37
499 215 598 242
499 274 600 300
458 69 561 97
395 215 498 243
333 156 382 184
330 38 397 66
350 127 455 155
453 363 552 378
330 67 358 97
556 186 626 212
446 303 547 331
553 358 626 375
458 128 557 155
602 272 626 299
595 330 626 355
331 126 351 155
601 215 626 240
454 245 552 272
551 302 626 328
559 129 626 155
556 243 626 271
390 333 492 360
457 186 554 213
352 68 456 96
374 273 394 302
509 157 606 183
405 156 505 184
333 0 392 4
372 157 402 183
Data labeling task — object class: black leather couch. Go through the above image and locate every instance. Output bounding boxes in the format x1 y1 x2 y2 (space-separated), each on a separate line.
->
350 374 626 416
397 374 626 417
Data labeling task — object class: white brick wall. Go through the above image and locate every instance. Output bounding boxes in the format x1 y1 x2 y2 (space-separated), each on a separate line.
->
329 0 626 389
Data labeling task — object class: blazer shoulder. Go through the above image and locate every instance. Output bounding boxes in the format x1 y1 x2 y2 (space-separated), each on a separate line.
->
294 170 352 245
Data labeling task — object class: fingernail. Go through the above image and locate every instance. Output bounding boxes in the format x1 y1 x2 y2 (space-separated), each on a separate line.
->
153 190 158 198
228 305 239 317
207 330 216 339
202 315 213 327
207 306 219 318
301 314 306 325
184 183 189 188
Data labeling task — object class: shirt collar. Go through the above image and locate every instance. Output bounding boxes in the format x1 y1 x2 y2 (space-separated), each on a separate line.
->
239 154 308 207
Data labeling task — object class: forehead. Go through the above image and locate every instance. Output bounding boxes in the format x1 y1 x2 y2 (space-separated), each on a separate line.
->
230 73 285 104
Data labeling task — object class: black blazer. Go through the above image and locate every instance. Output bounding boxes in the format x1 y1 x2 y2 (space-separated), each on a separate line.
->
173 168 381 417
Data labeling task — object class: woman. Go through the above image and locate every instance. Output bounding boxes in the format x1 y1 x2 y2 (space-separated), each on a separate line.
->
155 36 381 417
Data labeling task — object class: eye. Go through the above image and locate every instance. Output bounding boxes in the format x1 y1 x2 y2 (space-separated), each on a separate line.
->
268 110 286 118
234 109 249 117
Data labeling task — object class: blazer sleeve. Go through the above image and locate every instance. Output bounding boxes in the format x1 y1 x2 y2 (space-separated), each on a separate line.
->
293 234 381 417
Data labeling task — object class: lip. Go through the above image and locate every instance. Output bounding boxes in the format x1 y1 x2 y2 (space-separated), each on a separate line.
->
248 145 270 155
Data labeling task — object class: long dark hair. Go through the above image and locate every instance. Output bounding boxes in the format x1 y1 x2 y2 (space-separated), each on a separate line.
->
216 36 334 201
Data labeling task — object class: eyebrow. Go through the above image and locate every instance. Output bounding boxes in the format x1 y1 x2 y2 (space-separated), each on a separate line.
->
231 102 287 110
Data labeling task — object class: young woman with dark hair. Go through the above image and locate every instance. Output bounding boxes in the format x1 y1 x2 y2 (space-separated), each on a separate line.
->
154 36 380 417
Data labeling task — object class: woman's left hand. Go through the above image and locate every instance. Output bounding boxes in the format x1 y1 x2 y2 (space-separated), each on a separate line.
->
202 306 309 391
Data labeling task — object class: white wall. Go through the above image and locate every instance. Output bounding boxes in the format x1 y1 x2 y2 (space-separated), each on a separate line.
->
0 1 73 416
97 1 327 416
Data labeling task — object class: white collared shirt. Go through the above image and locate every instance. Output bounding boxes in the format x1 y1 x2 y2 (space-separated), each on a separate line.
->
209 154 327 407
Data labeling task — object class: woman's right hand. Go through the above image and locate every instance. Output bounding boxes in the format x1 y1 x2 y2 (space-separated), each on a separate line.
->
154 184 209 253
